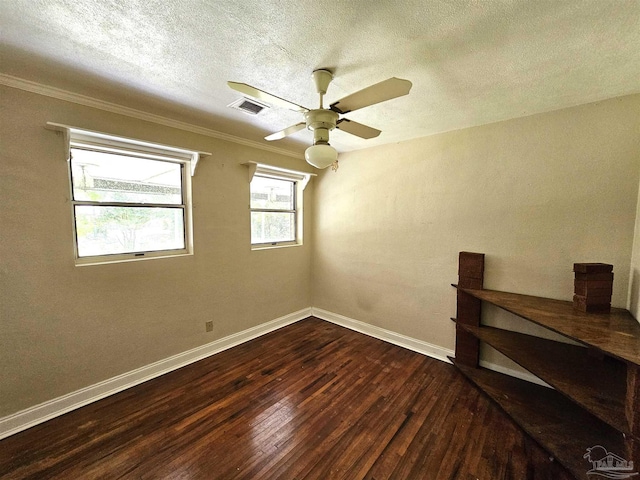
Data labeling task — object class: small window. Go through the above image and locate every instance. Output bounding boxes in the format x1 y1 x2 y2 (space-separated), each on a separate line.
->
62 127 200 265
251 175 297 245
248 163 312 248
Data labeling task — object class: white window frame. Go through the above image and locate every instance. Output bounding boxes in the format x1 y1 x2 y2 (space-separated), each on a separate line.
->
245 162 314 250
48 123 210 266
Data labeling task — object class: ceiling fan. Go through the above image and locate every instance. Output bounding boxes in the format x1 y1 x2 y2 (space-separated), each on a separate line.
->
228 70 412 169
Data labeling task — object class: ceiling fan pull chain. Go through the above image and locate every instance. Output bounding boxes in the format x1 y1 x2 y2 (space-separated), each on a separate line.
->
331 160 339 172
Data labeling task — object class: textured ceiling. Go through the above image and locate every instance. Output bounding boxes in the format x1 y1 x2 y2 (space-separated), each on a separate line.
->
1 0 639 156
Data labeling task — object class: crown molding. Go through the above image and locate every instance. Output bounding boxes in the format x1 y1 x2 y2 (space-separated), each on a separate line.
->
0 73 303 159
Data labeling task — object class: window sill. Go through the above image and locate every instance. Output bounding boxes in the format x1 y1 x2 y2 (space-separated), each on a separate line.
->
75 251 193 266
251 242 302 251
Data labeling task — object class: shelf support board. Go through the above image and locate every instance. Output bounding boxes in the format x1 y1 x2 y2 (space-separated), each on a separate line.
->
454 252 485 368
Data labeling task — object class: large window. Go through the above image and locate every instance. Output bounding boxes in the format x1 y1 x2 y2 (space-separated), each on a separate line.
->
248 163 312 248
61 126 202 265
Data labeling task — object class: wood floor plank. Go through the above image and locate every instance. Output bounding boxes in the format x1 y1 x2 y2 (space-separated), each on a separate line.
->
0 318 576 479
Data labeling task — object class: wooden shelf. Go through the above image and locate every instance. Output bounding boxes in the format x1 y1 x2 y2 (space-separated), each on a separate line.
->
456 286 640 366
452 253 640 477
456 322 628 434
453 360 625 480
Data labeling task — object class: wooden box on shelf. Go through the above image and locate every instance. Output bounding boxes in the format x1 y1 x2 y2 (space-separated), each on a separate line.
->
573 263 613 313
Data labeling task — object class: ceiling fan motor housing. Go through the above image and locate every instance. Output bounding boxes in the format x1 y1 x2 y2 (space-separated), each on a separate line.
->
304 109 338 131
304 109 339 145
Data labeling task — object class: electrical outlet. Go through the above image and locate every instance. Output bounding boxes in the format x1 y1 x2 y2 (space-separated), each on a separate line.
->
205 321 213 332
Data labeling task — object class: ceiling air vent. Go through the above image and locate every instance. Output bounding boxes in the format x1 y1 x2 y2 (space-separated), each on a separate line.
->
228 97 270 115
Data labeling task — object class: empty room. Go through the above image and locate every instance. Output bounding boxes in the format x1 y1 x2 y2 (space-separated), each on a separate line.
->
1 1 639 479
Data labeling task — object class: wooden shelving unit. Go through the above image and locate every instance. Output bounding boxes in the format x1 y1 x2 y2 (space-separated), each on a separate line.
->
451 252 640 480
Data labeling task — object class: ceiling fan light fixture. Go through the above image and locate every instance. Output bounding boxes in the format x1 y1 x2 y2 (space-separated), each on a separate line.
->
305 144 338 169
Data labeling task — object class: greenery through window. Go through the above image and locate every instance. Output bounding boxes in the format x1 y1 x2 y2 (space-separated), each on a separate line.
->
68 133 194 264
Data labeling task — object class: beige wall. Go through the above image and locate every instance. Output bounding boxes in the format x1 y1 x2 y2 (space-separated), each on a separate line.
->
312 95 640 357
0 86 314 416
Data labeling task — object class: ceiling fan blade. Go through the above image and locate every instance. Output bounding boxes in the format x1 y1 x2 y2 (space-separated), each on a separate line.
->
227 81 309 113
265 122 307 141
330 77 412 114
336 118 381 139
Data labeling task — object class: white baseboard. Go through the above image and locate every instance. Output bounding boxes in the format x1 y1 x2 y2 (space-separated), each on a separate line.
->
0 308 311 440
1 306 550 440
311 307 455 364
311 308 551 388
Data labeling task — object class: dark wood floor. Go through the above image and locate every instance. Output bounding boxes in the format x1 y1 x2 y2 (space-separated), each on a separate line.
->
0 317 575 479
